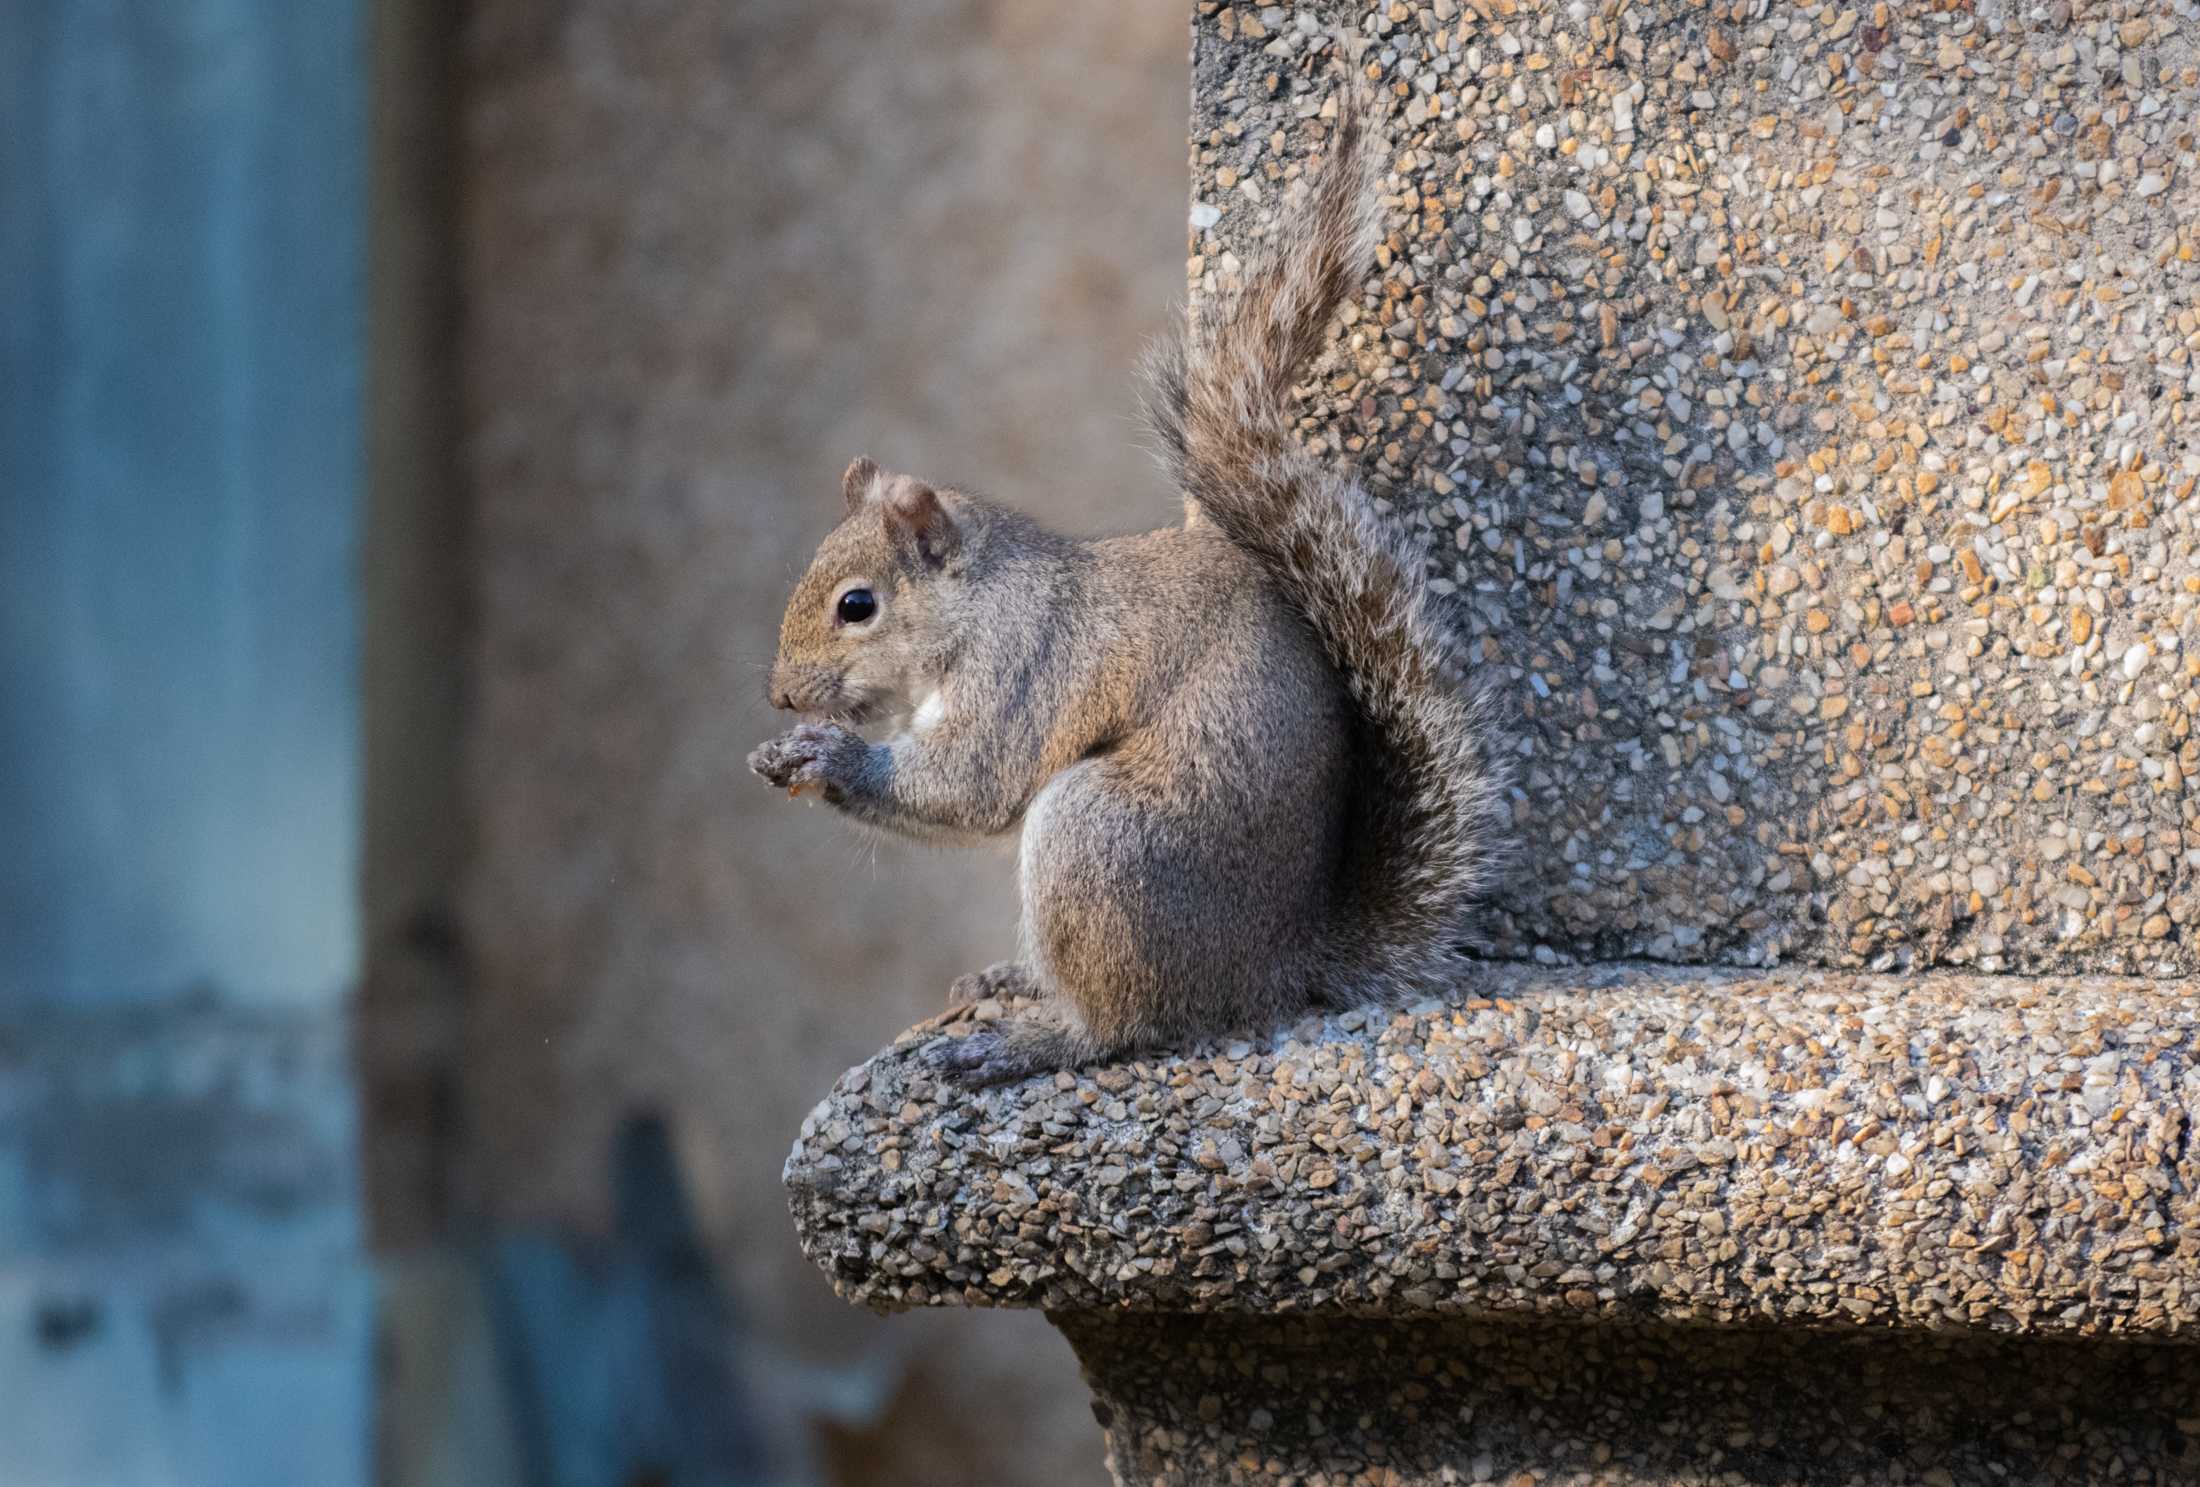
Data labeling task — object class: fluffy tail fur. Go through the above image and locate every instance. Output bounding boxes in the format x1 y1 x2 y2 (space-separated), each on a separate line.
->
1142 93 1506 1003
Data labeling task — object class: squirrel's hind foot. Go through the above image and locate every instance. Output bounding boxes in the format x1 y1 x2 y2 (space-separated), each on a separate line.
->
926 1017 1088 1089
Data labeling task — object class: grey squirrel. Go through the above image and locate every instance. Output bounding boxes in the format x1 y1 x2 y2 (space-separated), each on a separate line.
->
749 94 1505 1086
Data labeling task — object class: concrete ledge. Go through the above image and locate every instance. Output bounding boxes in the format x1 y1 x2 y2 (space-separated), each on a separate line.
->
785 966 2199 1338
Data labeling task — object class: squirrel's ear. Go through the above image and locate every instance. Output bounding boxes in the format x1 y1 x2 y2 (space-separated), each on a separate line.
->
842 456 880 514
882 478 957 567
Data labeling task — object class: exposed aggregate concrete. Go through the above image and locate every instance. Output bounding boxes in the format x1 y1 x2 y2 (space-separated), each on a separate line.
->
786 967 2200 1337
1185 0 2200 974
1061 1312 2200 1484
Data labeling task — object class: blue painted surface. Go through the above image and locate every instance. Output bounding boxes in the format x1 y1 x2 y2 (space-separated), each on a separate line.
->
0 3 372 1483
0 0 364 1011
0 1002 372 1487
0 1233 376 1487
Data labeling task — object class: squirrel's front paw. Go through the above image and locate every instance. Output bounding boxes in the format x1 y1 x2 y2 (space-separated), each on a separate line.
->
748 722 862 800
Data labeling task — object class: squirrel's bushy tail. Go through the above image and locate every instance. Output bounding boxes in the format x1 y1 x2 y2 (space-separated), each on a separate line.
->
1143 93 1506 1004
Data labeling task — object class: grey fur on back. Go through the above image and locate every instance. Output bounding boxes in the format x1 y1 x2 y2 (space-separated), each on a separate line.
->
1142 91 1508 1005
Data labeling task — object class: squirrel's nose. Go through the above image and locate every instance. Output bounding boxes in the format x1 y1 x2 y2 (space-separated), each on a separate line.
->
767 678 796 711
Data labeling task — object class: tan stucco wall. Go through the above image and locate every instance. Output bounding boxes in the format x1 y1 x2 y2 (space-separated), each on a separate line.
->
457 2 1187 1478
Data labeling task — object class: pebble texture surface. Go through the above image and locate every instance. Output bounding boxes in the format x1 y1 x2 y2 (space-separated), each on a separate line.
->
1062 1312 2200 1484
1184 0 2200 973
785 967 2199 1335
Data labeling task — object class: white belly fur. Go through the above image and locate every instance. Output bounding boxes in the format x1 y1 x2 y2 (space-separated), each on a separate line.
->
1016 764 1086 982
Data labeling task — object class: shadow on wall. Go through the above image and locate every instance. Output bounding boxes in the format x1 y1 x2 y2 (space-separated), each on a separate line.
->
381 1115 773 1487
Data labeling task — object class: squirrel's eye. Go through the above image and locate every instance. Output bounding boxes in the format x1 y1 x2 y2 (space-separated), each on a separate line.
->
835 588 877 626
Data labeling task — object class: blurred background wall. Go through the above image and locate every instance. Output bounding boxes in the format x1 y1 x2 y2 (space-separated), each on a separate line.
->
385 0 1189 1483
2 4 374 1484
4 0 1188 1482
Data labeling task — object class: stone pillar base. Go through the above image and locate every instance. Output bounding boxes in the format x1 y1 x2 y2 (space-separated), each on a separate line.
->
1060 1312 2199 1485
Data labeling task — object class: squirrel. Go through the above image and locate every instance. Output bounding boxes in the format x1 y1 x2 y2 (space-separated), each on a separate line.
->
749 93 1505 1087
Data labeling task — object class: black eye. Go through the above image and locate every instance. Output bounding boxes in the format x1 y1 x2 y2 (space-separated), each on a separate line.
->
835 588 877 626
